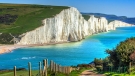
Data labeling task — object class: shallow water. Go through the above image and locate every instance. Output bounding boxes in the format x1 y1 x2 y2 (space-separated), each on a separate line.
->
0 26 135 69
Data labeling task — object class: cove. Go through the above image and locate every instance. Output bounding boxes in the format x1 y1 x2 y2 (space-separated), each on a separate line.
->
0 26 135 70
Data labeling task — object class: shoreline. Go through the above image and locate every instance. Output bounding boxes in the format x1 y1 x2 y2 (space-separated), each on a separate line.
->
0 41 69 54
0 26 134 54
0 44 28 54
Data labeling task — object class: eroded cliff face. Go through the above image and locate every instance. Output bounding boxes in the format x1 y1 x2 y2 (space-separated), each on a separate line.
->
108 20 132 30
17 7 132 45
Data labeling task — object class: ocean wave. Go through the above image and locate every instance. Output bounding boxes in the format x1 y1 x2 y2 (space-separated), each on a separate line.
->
21 56 36 60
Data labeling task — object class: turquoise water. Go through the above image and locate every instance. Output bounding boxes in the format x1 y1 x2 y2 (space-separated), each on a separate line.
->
0 26 135 69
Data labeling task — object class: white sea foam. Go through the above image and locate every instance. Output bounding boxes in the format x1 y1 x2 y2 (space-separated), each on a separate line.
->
21 56 36 60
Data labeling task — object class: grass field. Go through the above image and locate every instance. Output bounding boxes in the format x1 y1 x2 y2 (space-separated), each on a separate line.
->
0 69 83 76
104 72 135 76
0 70 39 76
0 3 69 34
1 68 135 76
0 68 89 76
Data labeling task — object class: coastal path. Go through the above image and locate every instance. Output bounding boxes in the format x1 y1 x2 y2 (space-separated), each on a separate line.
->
80 70 105 76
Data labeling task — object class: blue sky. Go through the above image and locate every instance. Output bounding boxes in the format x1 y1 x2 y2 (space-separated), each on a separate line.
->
0 0 135 17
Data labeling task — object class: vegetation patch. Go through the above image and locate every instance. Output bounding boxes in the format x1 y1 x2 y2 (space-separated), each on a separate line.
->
0 14 18 25
82 15 90 21
93 37 135 75
0 33 20 44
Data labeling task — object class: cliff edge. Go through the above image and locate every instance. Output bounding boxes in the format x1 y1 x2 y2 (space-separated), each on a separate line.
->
17 7 132 45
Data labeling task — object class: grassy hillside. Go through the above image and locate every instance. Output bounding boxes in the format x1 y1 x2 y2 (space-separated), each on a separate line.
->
0 4 69 44
82 15 90 21
0 4 69 34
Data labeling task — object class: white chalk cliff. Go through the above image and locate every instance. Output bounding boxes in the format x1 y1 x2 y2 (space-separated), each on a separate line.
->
108 20 132 30
17 7 132 45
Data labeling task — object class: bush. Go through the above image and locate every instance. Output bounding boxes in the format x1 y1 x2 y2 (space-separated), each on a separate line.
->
77 64 94 68
94 58 103 65
0 14 18 25
95 65 103 71
0 33 20 44
106 37 135 67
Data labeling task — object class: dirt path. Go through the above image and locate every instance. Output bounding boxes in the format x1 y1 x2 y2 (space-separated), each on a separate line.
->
80 70 105 76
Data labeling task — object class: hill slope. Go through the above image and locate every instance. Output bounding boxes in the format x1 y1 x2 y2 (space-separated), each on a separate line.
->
0 4 69 33
0 4 69 44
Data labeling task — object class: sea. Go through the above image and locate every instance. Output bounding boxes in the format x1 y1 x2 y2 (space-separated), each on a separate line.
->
0 26 135 70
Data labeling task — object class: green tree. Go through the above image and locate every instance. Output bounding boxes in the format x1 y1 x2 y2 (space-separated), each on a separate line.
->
106 49 119 67
106 37 135 67
94 58 103 71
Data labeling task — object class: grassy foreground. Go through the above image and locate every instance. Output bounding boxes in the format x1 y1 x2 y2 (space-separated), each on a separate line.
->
0 68 89 76
2 68 135 76
104 72 135 76
0 70 38 76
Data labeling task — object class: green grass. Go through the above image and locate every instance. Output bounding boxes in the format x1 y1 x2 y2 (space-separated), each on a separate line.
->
0 4 69 34
2 68 135 76
0 70 64 76
82 15 90 21
0 68 91 76
104 72 135 76
69 68 91 76
0 70 39 76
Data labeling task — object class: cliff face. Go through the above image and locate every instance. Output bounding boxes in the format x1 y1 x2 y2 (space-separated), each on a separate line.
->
108 20 132 30
88 16 108 34
17 7 132 45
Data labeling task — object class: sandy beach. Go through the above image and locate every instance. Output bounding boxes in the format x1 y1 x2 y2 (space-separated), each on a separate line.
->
0 41 69 54
0 45 29 54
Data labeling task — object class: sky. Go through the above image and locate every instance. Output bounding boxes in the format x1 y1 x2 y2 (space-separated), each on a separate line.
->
0 0 135 17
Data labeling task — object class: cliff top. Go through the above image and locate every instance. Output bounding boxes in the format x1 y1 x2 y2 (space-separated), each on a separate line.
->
0 4 69 34
82 13 135 24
